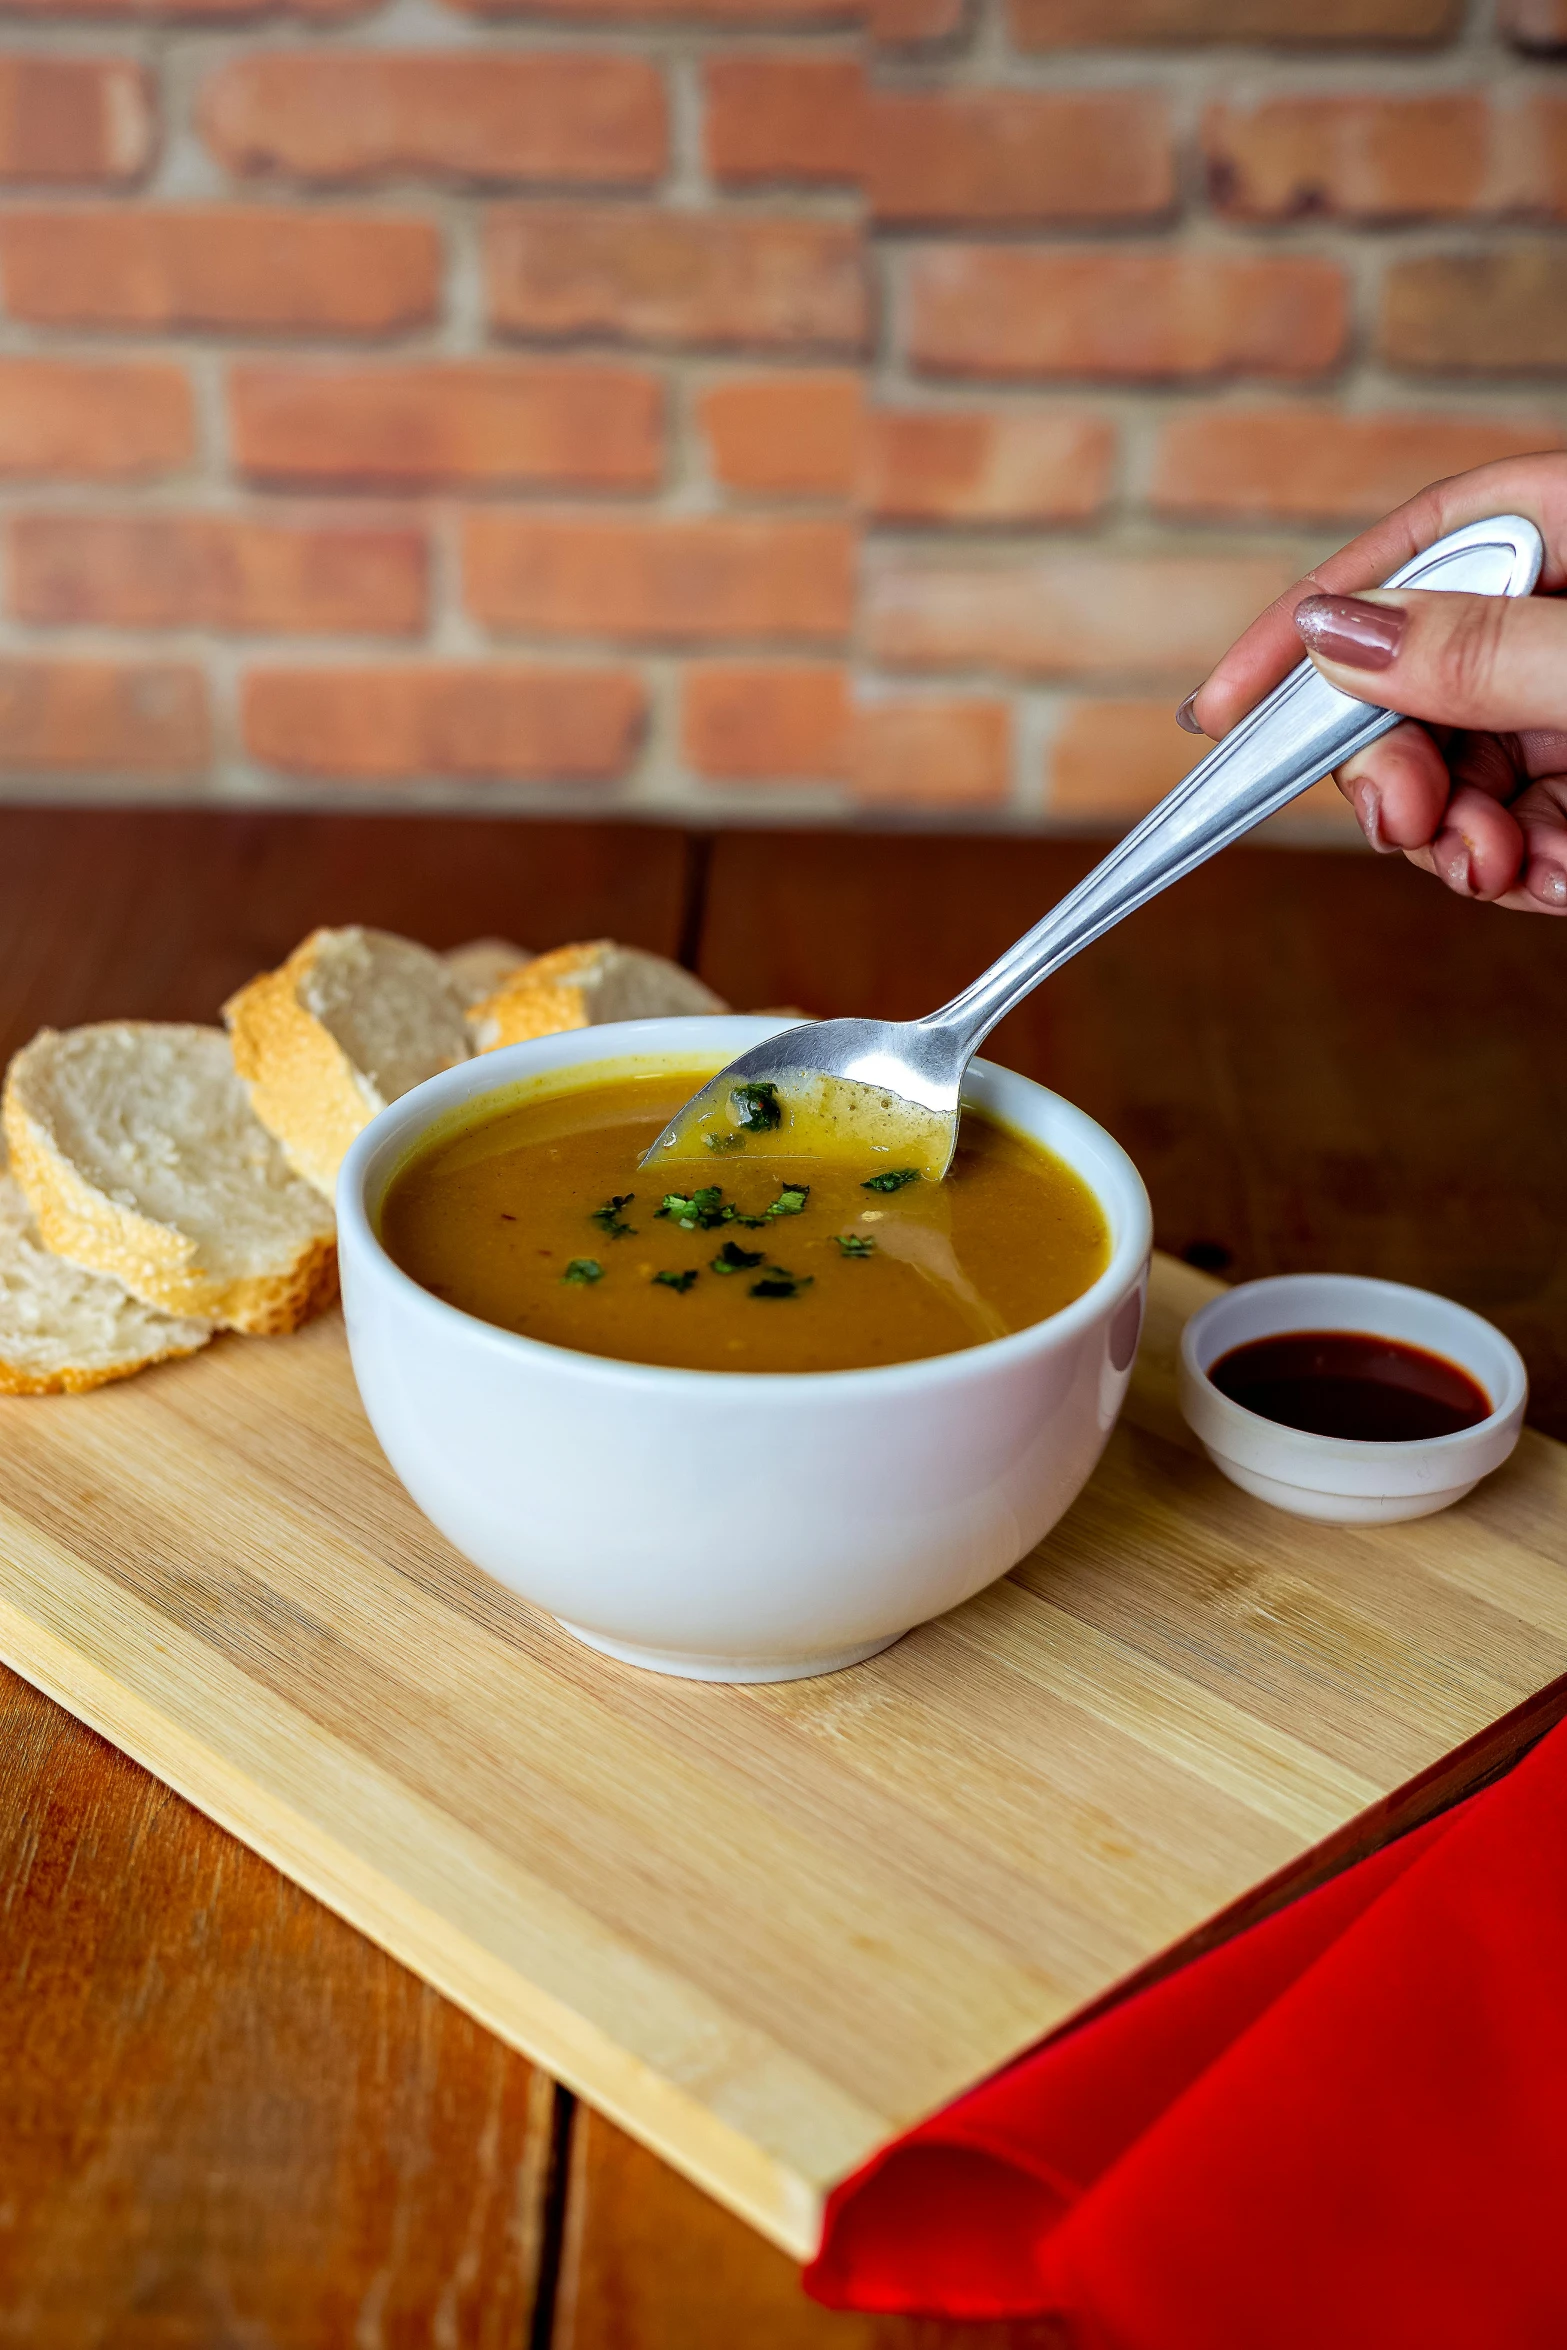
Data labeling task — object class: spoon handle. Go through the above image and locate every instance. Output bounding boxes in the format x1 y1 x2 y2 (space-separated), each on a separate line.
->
924 513 1544 1056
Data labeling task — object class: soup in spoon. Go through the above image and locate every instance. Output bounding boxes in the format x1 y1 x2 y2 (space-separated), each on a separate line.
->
380 1066 1109 1375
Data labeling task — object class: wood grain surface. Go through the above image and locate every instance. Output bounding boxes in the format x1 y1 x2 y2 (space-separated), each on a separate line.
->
1 1248 1562 2265
0 807 694 1064
2 809 1565 2342
0 1664 555 2349
555 2106 1071 2350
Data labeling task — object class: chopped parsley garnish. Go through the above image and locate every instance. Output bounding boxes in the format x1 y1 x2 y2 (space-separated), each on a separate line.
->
653 1267 698 1294
711 1239 764 1275
656 1186 728 1231
749 1265 813 1300
731 1080 782 1133
590 1193 636 1238
835 1232 876 1257
704 1132 747 1154
730 1182 812 1230
862 1168 921 1193
562 1257 603 1285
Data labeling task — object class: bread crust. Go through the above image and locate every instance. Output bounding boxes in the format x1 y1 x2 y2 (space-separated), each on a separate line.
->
467 942 725 1052
467 940 608 1052
225 952 374 1201
2 1028 338 1337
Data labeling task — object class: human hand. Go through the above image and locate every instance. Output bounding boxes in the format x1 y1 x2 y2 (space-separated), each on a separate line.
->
1179 454 1567 914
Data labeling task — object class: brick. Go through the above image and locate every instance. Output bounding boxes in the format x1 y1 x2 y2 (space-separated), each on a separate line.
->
0 359 193 479
699 372 860 497
485 205 868 354
0 658 207 774
1380 248 1567 372
870 91 1173 225
907 249 1347 381
243 664 645 781
230 361 661 490
0 0 373 18
0 57 153 183
1503 0 1567 45
441 0 859 17
0 207 438 334
704 57 863 187
243 662 639 780
1010 0 1462 43
1521 96 1567 214
683 662 849 778
864 407 1113 523
852 696 1010 807
1153 407 1566 524
864 548 1297 680
10 514 426 636
1049 701 1355 832
872 0 967 40
447 0 854 19
201 52 665 187
464 512 856 644
1205 97 1488 222
1205 95 1567 222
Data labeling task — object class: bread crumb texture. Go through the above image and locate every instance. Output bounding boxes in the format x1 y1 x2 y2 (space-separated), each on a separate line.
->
0 1147 212 1395
3 1023 338 1335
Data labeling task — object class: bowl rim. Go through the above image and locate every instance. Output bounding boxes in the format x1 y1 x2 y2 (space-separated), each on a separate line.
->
1178 1269 1529 1465
337 1015 1153 1397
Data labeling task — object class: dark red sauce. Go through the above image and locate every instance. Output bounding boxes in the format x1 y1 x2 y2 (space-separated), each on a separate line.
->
1210 1330 1490 1443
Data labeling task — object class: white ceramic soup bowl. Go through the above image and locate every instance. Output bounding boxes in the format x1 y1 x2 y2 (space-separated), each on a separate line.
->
337 1017 1152 1683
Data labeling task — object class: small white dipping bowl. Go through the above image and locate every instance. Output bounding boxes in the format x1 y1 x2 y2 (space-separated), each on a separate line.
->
337 1016 1152 1682
1178 1272 1527 1525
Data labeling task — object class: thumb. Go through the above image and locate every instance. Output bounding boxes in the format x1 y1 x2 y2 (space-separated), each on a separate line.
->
1294 587 1567 735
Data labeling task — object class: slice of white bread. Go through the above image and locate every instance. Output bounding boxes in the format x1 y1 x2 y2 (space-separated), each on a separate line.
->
226 926 473 1197
0 1145 212 1395
2 1024 338 1336
469 940 726 1052
443 937 531 1008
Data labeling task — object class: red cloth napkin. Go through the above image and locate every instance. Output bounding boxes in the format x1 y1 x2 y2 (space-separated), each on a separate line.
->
806 1714 1567 2347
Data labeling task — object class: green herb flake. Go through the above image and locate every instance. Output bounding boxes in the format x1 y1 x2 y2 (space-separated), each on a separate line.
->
749 1266 814 1301
562 1257 603 1285
655 1186 728 1231
711 1238 764 1275
704 1132 747 1154
862 1168 921 1194
765 1183 809 1220
590 1192 636 1238
835 1232 876 1257
653 1268 699 1294
731 1080 782 1134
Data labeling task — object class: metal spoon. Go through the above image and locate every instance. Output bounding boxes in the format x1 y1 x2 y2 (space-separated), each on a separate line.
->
645 513 1544 1180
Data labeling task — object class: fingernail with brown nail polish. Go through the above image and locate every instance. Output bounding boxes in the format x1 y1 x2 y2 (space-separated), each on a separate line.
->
1529 861 1567 908
1436 829 1476 895
1294 594 1407 673
1175 691 1205 736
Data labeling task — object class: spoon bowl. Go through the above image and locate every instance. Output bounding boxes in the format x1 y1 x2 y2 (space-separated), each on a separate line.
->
640 1015 966 1178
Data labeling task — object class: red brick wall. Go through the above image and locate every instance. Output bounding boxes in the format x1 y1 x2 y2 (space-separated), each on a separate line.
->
0 0 1562 827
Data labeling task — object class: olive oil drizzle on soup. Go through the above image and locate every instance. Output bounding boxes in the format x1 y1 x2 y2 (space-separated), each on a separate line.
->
379 1070 1110 1376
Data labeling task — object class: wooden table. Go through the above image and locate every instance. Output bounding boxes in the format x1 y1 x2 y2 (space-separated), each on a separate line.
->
1 808 1564 2348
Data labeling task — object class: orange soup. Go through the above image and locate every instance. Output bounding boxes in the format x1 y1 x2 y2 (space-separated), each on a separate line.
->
379 1069 1110 1375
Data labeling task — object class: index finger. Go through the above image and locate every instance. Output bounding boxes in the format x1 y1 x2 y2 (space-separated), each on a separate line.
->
1188 451 1567 740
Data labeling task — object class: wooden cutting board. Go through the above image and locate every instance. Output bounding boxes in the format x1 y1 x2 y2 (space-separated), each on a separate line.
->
1 1252 1563 2261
